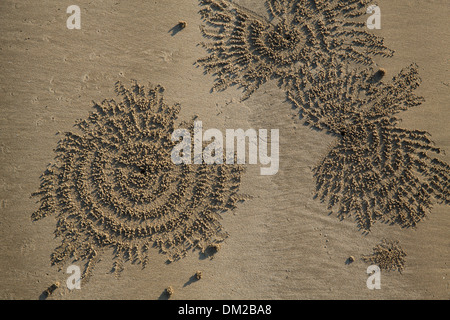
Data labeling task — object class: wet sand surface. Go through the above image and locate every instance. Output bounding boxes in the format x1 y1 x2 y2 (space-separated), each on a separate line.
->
0 0 448 299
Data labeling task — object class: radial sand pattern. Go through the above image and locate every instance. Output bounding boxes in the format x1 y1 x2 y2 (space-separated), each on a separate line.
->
289 64 450 231
362 239 407 273
32 81 246 278
197 0 393 100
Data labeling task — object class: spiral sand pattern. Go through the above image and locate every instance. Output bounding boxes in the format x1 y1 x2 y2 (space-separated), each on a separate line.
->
32 82 246 277
197 0 393 100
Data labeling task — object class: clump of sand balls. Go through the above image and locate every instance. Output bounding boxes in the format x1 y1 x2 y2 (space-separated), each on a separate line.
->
166 286 175 298
43 282 60 298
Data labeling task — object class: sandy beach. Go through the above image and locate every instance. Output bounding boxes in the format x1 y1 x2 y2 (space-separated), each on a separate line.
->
0 0 449 300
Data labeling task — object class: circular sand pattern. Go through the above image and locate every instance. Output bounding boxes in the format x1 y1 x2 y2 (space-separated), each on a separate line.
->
197 0 393 100
32 82 246 277
362 239 407 273
289 65 450 231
